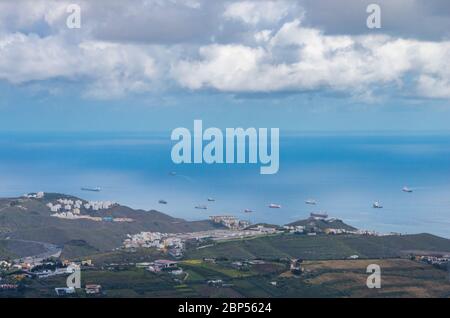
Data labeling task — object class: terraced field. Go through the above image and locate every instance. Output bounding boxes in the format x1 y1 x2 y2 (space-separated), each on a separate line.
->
301 259 450 297
185 233 450 261
3 257 450 298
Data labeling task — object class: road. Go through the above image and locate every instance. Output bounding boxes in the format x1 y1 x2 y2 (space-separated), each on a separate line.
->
8 239 62 264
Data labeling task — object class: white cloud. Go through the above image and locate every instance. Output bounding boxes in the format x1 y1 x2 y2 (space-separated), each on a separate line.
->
254 30 272 43
0 0 72 31
417 76 450 99
172 19 450 99
0 1 449 101
0 33 159 98
78 41 159 98
0 33 77 83
223 0 300 25
173 45 266 90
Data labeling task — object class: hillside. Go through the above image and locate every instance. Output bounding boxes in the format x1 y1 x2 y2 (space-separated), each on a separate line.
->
184 233 450 261
287 217 357 232
0 240 15 259
0 193 222 259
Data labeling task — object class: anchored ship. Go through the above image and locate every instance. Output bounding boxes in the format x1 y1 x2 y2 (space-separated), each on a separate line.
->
372 201 383 209
402 186 413 193
310 212 328 219
81 187 101 192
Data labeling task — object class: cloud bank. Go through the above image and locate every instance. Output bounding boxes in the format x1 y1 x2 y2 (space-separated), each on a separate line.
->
0 0 449 100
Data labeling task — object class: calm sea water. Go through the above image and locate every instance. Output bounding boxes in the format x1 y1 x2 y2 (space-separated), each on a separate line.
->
1 132 450 237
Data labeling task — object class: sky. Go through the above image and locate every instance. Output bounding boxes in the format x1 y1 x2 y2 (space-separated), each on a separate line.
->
0 0 450 132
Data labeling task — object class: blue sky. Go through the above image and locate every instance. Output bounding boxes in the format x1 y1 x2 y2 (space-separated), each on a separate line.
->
0 0 450 132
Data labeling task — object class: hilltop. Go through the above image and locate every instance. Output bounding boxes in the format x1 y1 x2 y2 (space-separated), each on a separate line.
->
287 217 357 232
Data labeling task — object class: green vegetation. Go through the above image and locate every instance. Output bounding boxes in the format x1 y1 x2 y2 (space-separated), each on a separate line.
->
81 248 165 265
61 240 99 259
0 239 50 260
185 233 450 261
3 235 450 298
0 241 15 260
7 257 450 298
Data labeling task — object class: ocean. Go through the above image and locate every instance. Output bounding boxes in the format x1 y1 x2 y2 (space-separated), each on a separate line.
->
1 131 450 238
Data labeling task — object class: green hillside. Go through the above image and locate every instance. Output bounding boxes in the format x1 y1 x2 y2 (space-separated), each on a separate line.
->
0 240 15 260
185 233 450 261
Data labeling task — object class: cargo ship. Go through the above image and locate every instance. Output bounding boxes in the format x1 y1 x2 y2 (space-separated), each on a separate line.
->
81 187 101 192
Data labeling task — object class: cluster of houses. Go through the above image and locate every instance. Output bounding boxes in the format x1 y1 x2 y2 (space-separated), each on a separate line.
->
144 259 181 273
0 260 37 272
283 225 306 234
47 198 115 213
124 226 285 258
55 284 102 296
124 232 184 258
48 198 84 212
248 225 279 234
209 215 251 230
1 254 104 296
47 198 132 222
1 258 100 295
0 284 18 290
135 259 184 276
0 257 94 278
417 255 450 266
48 198 84 219
83 200 116 211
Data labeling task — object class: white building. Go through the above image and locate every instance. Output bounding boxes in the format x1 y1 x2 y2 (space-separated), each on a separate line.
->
50 204 61 212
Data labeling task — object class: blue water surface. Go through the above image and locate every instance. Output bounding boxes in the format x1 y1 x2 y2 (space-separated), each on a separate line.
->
0 132 450 237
